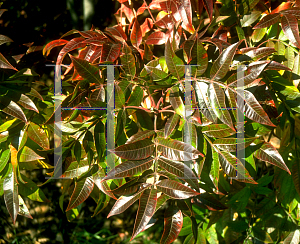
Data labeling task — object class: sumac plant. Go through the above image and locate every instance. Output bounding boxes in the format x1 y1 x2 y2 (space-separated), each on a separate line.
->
1 0 300 243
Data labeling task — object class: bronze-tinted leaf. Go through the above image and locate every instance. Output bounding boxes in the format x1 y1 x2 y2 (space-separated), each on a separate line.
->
254 142 291 174
126 130 156 144
57 37 86 65
131 188 157 240
253 13 280 29
160 208 183 244
236 90 275 126
210 41 241 80
108 184 151 218
213 138 256 152
164 113 180 138
106 25 127 41
2 101 27 123
0 34 13 46
3 169 19 224
66 177 94 211
70 55 102 84
202 124 236 138
195 193 228 211
158 156 199 191
208 83 234 130
157 137 203 161
281 14 300 49
156 179 200 199
111 139 154 160
43 39 68 56
19 146 45 162
103 157 154 180
27 122 50 150
146 31 167 45
100 43 122 62
165 39 185 80
131 19 142 48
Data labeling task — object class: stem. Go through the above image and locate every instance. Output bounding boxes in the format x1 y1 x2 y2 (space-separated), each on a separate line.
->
125 106 151 113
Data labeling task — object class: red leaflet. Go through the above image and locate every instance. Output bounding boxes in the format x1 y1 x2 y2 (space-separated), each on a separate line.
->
43 39 68 56
161 208 183 244
131 19 142 48
281 14 300 49
270 2 291 14
145 31 166 45
253 13 280 29
56 37 86 65
121 2 135 23
141 18 153 36
100 43 121 63
203 0 213 21
106 25 127 41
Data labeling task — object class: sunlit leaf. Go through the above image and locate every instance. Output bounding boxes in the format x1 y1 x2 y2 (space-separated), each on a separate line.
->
146 32 167 45
281 14 300 49
131 188 157 240
165 39 184 80
254 142 291 174
157 137 203 161
18 195 33 219
3 169 18 224
27 122 50 150
0 53 17 71
19 146 45 162
66 176 94 211
253 13 280 29
131 19 142 48
161 207 183 244
108 184 151 218
202 124 235 138
126 130 156 144
110 139 154 160
158 156 199 191
103 157 154 180
164 113 180 138
210 41 241 80
43 39 68 56
2 101 27 123
156 179 200 199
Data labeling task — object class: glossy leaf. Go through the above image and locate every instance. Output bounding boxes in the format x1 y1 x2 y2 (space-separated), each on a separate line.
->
254 142 291 174
210 41 241 80
18 195 33 219
156 179 200 199
161 208 183 244
146 32 167 45
158 156 199 191
43 39 68 56
235 90 275 126
253 13 280 29
108 184 150 218
178 0 195 33
19 146 45 162
120 44 136 77
126 130 156 144
203 0 213 21
0 53 17 71
283 230 300 244
2 101 27 123
0 149 10 173
103 157 154 180
3 169 18 224
70 55 102 84
106 25 127 41
131 19 142 48
157 137 203 161
195 81 217 123
208 83 234 130
165 39 185 80
66 176 94 211
110 139 154 160
202 124 235 138
131 188 157 240
100 43 122 62
164 113 180 138
0 34 13 46
27 122 50 150
169 86 185 117
57 37 86 65
213 138 255 152
281 14 300 49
